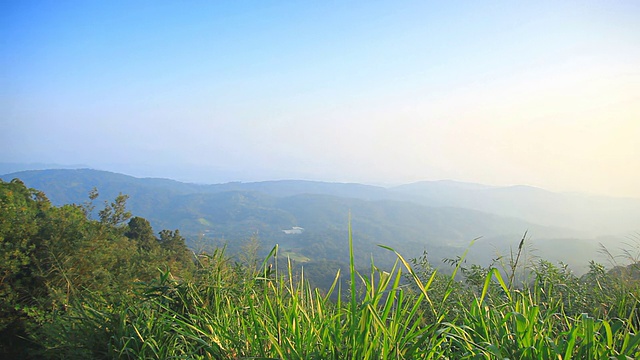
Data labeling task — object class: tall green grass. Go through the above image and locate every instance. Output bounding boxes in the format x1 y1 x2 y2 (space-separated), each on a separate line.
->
52 229 640 359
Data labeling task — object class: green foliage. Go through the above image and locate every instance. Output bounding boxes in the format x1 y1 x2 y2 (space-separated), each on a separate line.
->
0 179 195 358
57 235 639 360
0 179 50 356
99 193 132 227
1 179 639 359
125 216 156 246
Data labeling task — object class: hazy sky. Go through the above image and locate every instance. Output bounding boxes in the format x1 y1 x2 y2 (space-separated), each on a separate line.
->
2 1 639 197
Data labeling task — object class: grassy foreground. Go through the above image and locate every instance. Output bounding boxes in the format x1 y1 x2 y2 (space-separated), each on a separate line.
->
1 180 639 359
43 232 640 359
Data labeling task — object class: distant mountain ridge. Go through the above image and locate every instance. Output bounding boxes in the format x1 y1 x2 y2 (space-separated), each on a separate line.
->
391 180 640 235
2 168 638 274
3 168 638 236
0 162 90 175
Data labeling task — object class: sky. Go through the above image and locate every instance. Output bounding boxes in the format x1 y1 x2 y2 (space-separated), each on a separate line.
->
2 1 639 197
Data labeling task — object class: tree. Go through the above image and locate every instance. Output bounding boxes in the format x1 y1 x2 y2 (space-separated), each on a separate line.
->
98 193 131 226
0 179 52 356
0 180 197 357
159 229 193 267
125 216 159 251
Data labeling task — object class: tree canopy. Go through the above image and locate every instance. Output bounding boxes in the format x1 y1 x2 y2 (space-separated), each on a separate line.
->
0 179 194 357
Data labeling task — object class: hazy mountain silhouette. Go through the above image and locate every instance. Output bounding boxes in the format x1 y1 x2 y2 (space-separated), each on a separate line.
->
3 168 637 273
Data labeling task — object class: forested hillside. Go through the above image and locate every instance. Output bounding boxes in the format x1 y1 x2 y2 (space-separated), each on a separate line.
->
6 170 640 238
0 178 194 357
2 178 639 359
3 168 633 276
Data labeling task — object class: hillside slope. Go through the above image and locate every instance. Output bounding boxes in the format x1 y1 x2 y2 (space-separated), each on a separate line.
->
2 169 629 273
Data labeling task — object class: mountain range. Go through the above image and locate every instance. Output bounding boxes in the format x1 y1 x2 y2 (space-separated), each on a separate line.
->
2 168 639 276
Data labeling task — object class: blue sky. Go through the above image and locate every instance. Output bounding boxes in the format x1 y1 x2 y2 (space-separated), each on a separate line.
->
2 1 639 197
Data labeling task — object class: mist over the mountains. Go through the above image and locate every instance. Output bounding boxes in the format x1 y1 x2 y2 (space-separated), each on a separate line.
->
3 167 638 275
